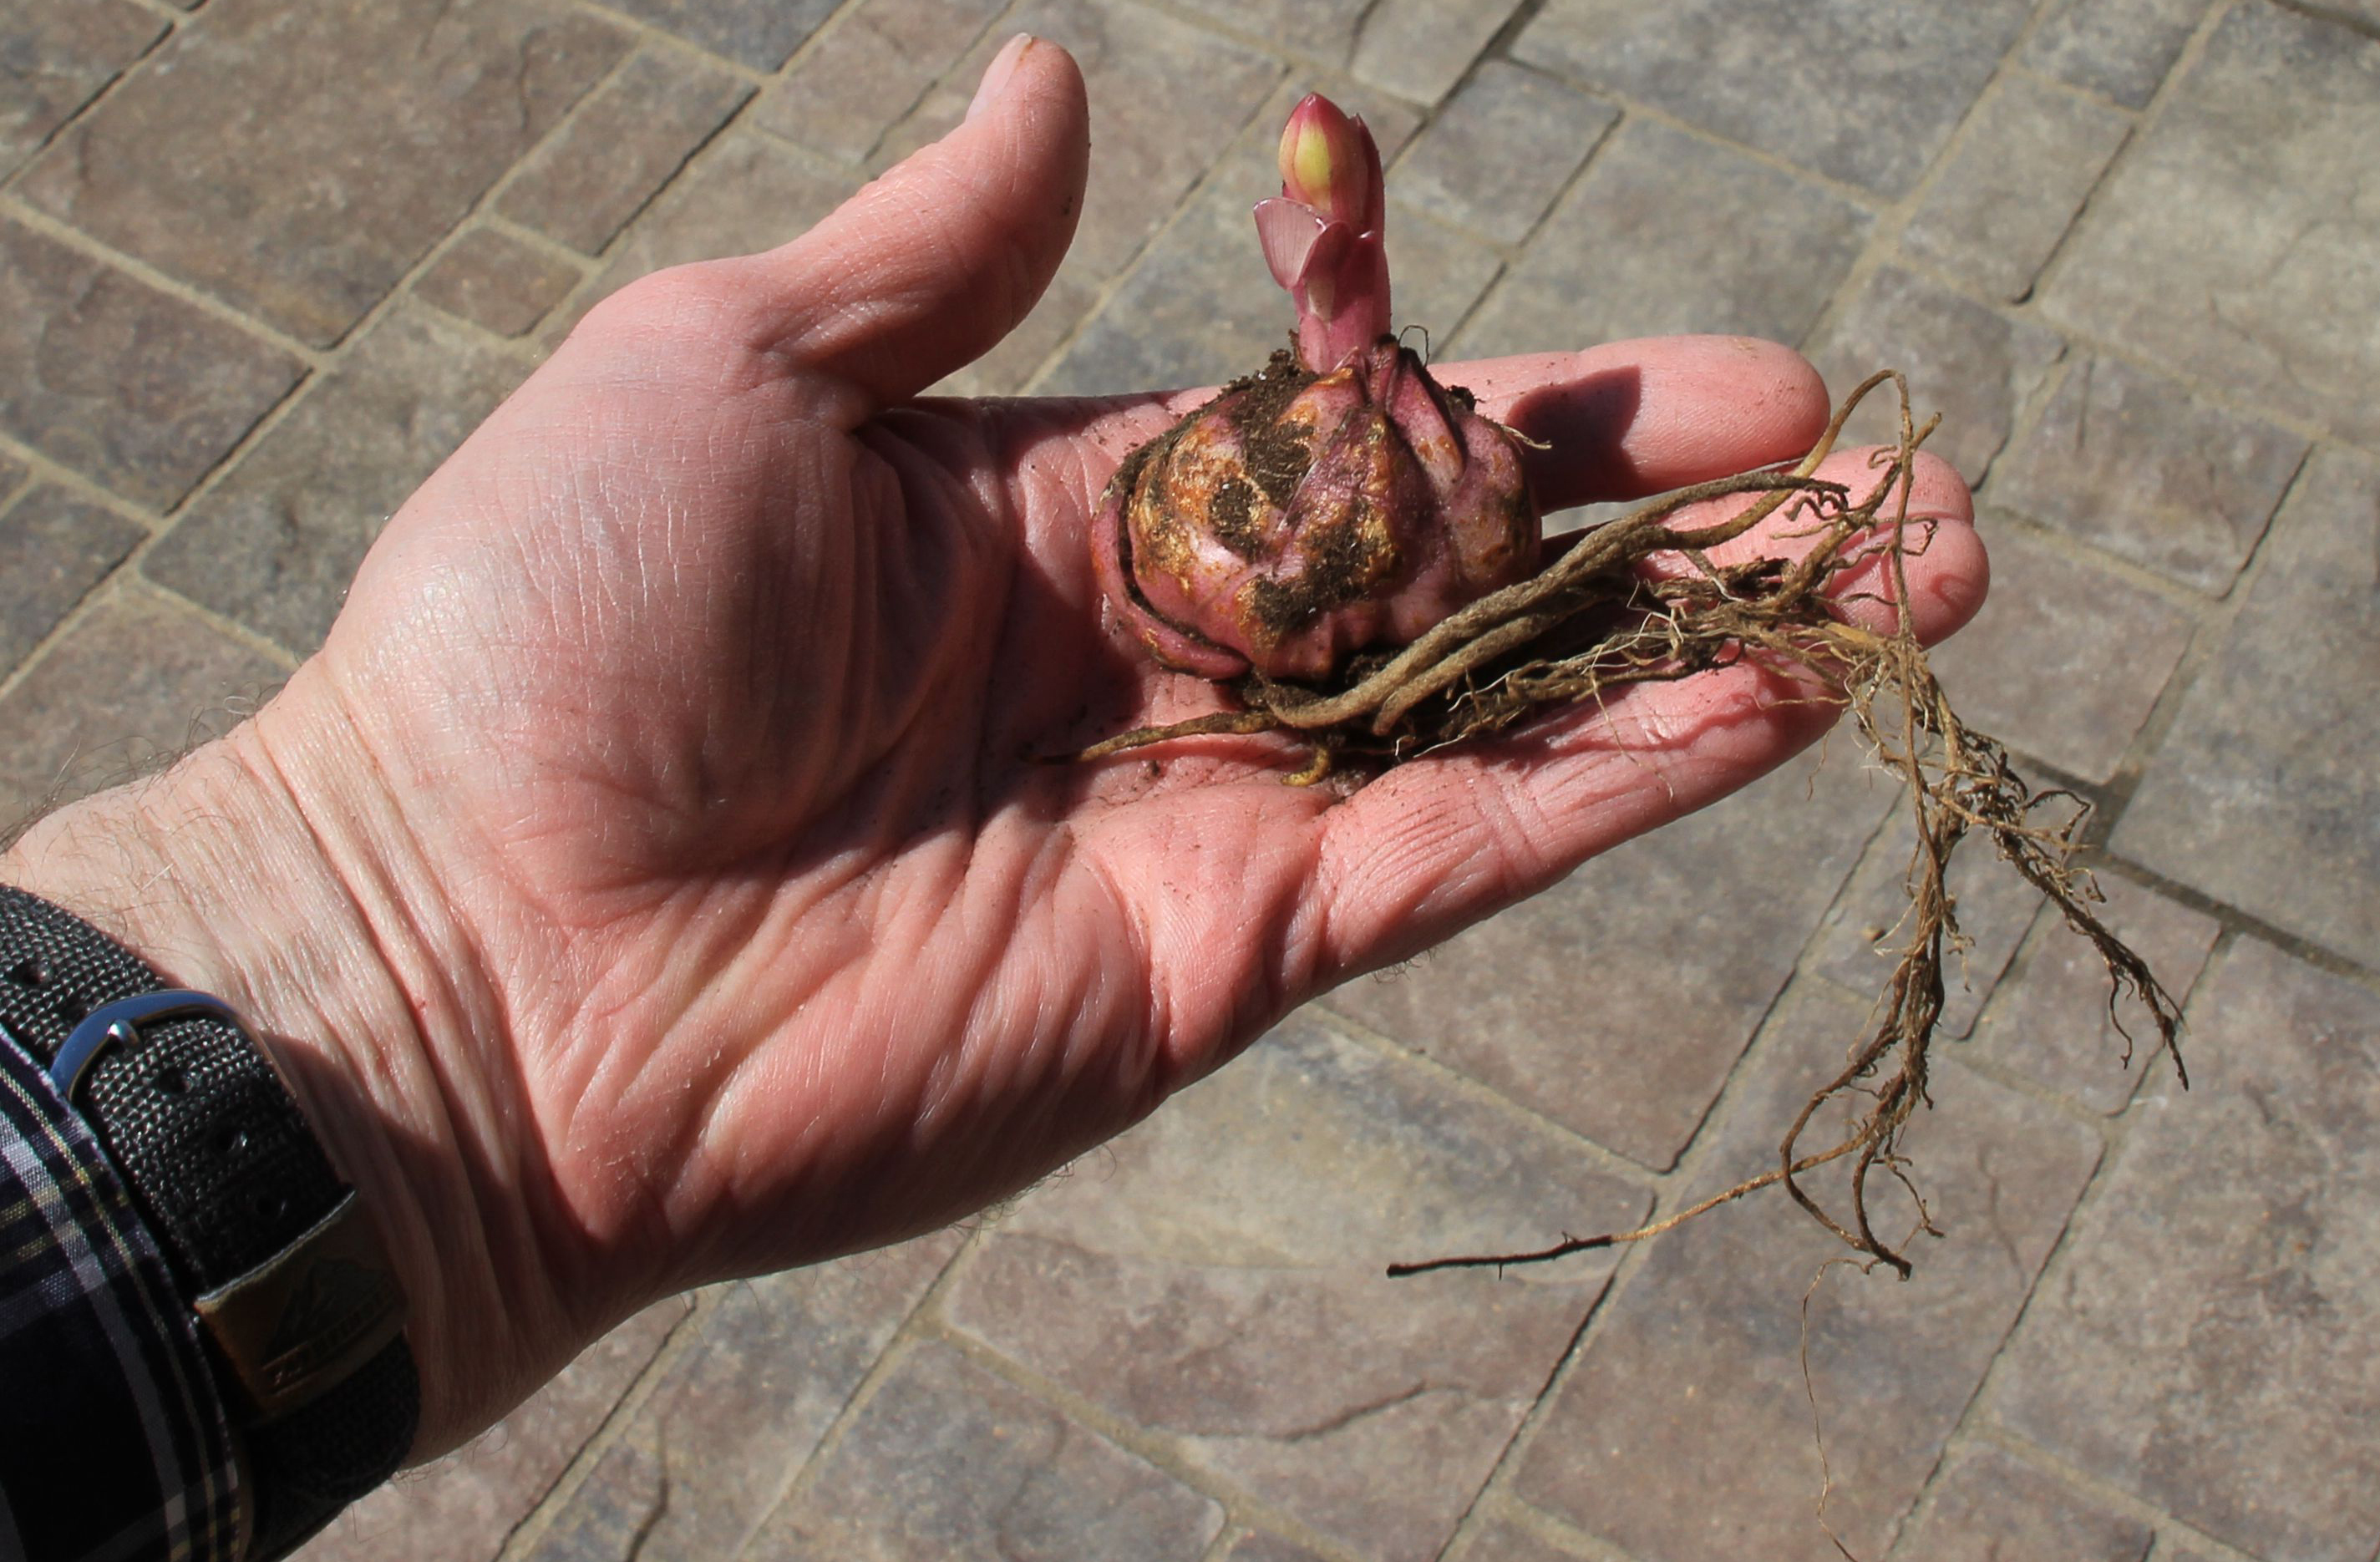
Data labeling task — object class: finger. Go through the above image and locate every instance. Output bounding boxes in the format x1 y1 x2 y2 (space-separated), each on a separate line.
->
1444 335 1828 511
1054 334 1829 515
1642 448 1986 636
1305 449 1981 979
749 35 1089 419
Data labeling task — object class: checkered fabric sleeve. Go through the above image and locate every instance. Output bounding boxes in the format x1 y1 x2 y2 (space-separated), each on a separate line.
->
1 1029 242 1562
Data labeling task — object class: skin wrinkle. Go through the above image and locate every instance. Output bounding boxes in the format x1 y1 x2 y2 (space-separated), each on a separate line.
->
243 697 566 1416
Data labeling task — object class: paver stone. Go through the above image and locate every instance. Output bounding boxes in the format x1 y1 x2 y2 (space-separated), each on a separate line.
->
1352 0 1532 107
1455 119 1870 364
1923 521 2196 784
145 307 526 655
2023 0 2219 108
1993 938 2380 1562
592 0 835 71
1395 63 1618 248
497 47 754 256
1990 352 2307 596
414 230 581 340
2036 4 2380 447
1515 0 2029 196
18 0 627 347
750 1342 1225 1559
0 220 303 508
1805 266 2064 486
0 488 144 677
1899 75 2130 304
292 1303 683 1562
1886 1443 2152 1562
749 0 1007 165
0 0 165 179
520 1233 959 1561
945 1012 1643 1561
2111 449 2380 967
1513 981 2103 1561
0 593 282 821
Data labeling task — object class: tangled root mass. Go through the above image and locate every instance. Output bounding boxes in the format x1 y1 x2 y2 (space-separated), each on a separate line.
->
1065 371 2185 1278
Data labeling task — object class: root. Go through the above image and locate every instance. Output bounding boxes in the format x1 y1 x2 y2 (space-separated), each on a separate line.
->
1068 371 2186 1277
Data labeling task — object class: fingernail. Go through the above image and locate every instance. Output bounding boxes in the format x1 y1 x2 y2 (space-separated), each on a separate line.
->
967 33 1033 123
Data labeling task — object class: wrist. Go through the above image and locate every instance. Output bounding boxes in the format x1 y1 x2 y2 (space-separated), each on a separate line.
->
0 666 561 1458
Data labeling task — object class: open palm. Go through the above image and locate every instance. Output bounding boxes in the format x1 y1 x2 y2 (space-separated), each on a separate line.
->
227 39 1983 1452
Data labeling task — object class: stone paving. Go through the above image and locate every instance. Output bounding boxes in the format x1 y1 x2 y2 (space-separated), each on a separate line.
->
2 0 2374 1558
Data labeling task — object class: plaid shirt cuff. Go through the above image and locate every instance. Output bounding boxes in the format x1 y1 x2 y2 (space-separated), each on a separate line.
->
1 1028 243 1562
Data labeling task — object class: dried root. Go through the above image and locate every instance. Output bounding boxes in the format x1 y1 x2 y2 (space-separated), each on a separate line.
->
1065 371 2186 1277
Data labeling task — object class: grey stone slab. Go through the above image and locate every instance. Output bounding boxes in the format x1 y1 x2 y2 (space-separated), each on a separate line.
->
1515 0 2030 197
2037 4 2380 446
1806 801 2043 1041
521 1233 958 1561
0 220 304 508
595 0 835 70
1966 874 2217 1115
414 229 582 339
1392 207 1506 352
1170 0 1370 63
1901 75 2131 304
2023 0 2214 109
0 591 282 824
1925 521 2197 784
18 0 627 348
748 0 1007 165
145 307 525 655
1221 1533 1333 1562
0 487 144 677
0 0 165 179
0 450 25 503
291 1302 683 1562
1514 981 2104 1562
1329 748 1892 1170
1395 63 1618 247
498 47 752 257
1993 938 2380 1562
944 1012 1643 1562
1992 352 2309 596
1445 1515 1595 1561
1352 0 1530 107
2111 449 2380 966
1888 1443 2153 1562
1454 119 1871 360
1806 266 2064 486
562 131 858 339
753 1341 1226 1560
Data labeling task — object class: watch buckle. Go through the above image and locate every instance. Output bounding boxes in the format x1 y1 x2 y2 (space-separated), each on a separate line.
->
49 989 411 1424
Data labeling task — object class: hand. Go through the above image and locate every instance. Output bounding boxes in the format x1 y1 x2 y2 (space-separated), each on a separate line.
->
0 37 1984 1457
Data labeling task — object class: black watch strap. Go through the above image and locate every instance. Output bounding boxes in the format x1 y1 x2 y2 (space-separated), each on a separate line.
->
0 886 417 1559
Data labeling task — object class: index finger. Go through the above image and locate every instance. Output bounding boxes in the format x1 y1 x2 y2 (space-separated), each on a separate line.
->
1441 335 1829 512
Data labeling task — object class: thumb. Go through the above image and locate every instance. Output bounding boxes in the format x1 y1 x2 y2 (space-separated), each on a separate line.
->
754 34 1089 418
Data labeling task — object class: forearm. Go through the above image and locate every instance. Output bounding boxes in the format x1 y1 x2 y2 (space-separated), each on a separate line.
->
0 675 556 1460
